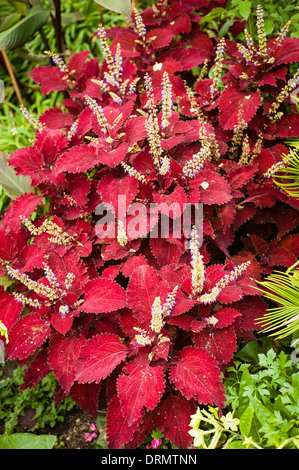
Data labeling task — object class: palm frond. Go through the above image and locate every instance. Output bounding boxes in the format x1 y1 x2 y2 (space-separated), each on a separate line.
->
272 149 299 198
256 261 299 341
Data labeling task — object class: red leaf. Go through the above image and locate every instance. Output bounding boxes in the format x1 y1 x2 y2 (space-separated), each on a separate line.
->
275 206 299 239
189 170 231 205
121 255 148 278
257 144 287 177
217 284 243 304
110 30 140 58
126 265 168 323
102 264 121 281
51 308 74 335
69 382 101 419
228 164 257 189
54 145 103 174
274 114 299 138
20 350 50 390
48 335 85 394
6 313 51 360
17 244 47 273
248 234 268 257
39 108 73 129
106 395 143 449
278 234 299 257
123 116 148 147
67 50 90 81
117 360 165 426
267 246 297 267
171 289 197 316
219 87 261 130
213 307 242 328
1 194 43 231
169 346 226 408
274 37 299 65
233 203 256 231
193 327 237 364
97 174 139 213
171 44 212 70
153 186 187 213
218 201 236 231
168 12 191 33
146 28 175 49
0 289 23 331
233 296 268 334
150 238 184 266
154 393 195 449
79 278 126 314
245 181 278 208
191 33 214 60
29 66 68 95
97 143 128 168
75 333 128 384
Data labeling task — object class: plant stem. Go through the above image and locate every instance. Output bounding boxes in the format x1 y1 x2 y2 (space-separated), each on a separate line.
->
0 50 23 106
51 0 63 53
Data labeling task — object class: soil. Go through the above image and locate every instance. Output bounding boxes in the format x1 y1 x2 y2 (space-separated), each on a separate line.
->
46 407 96 449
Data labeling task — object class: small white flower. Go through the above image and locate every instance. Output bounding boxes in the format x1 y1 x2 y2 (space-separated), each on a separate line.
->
189 408 203 428
200 181 209 190
153 62 162 71
220 411 240 432
188 428 205 448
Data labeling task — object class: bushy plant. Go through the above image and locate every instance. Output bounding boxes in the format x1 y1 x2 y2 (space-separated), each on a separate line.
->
0 0 299 448
0 365 75 433
188 348 299 449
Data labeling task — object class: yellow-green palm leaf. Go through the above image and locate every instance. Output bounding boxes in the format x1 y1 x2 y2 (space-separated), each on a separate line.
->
272 148 299 198
256 262 299 342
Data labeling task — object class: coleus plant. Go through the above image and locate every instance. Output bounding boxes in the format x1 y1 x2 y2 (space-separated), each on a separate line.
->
0 0 299 449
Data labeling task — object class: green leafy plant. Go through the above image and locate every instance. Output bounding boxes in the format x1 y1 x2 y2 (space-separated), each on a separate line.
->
0 364 75 434
189 348 299 449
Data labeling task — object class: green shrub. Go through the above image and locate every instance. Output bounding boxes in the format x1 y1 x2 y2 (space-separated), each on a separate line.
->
189 346 299 449
0 364 75 433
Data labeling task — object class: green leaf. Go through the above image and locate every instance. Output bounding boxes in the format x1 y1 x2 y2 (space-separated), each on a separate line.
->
199 7 230 24
274 396 293 421
0 433 56 449
218 19 234 37
0 13 22 33
239 407 254 436
238 0 252 20
234 367 254 418
249 396 273 426
93 0 131 17
0 151 32 199
264 19 274 35
235 340 260 363
61 12 85 27
0 7 50 50
225 439 245 448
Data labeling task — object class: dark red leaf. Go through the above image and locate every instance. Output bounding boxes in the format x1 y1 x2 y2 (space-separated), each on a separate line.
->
79 278 126 314
169 346 226 408
6 313 51 360
219 87 261 130
117 360 165 426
